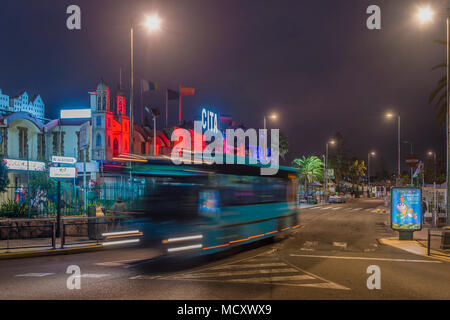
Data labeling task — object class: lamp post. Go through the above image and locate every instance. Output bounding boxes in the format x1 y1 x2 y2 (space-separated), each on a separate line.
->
416 4 449 225
403 140 414 186
428 151 438 225
385 112 401 183
129 14 161 155
263 113 277 130
368 151 376 198
325 139 336 203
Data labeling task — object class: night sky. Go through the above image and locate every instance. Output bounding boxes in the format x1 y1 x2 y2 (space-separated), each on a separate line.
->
0 0 447 173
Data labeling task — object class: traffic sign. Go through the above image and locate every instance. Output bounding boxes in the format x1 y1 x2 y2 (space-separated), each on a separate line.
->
80 121 90 150
405 154 419 168
50 167 77 178
52 155 76 164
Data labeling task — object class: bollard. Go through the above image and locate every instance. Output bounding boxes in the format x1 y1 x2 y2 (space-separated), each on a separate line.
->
52 221 56 249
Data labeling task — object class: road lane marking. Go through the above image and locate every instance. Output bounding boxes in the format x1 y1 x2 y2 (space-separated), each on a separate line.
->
331 207 341 210
333 242 347 249
131 252 350 290
77 274 111 278
308 207 320 210
177 268 300 278
320 207 332 210
15 273 55 277
353 208 362 211
289 254 441 263
228 274 315 282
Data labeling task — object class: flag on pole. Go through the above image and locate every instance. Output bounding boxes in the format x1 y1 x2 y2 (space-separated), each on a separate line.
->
180 85 195 96
141 79 159 92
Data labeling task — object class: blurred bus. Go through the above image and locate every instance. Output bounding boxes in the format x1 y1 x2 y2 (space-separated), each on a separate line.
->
103 156 300 257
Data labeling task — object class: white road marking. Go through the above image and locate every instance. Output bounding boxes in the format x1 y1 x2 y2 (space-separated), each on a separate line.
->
300 248 315 251
308 207 320 210
208 263 286 269
15 273 55 277
353 208 362 211
331 207 341 210
177 268 299 278
289 254 442 263
332 242 347 249
77 274 110 278
228 274 315 282
320 207 332 210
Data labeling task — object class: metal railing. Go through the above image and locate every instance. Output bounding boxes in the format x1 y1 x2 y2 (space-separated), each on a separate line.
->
427 228 450 255
0 218 56 252
60 215 136 249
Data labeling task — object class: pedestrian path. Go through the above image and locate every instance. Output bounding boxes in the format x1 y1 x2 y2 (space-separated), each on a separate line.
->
130 252 350 290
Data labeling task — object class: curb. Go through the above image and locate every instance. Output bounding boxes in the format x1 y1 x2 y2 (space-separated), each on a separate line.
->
378 238 450 263
0 245 103 260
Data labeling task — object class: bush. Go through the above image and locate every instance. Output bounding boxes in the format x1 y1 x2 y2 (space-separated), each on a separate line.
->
0 199 28 218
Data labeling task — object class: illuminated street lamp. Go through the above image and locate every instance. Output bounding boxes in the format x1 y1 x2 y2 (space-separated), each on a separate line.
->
417 6 434 24
416 4 450 225
325 139 336 202
263 113 277 130
130 14 162 154
385 111 401 180
367 151 376 198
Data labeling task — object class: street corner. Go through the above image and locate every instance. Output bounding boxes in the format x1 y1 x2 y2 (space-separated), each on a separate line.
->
377 238 450 262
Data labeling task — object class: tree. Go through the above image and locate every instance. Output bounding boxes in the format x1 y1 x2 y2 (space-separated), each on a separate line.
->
0 156 9 193
428 40 447 127
349 159 366 187
292 156 324 191
279 132 288 161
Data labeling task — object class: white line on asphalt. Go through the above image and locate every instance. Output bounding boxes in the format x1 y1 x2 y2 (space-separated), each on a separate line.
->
176 268 300 278
228 274 315 283
208 263 286 270
332 207 341 210
289 254 442 263
308 207 320 210
77 274 111 278
321 207 332 210
353 208 362 211
15 273 55 277
332 242 347 249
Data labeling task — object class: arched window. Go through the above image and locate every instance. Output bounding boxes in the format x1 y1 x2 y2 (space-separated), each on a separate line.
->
96 134 102 147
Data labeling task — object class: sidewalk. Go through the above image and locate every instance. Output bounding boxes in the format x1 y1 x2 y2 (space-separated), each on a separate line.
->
379 227 450 263
0 237 103 260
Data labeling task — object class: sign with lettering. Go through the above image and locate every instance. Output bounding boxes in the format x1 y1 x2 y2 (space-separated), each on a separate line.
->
4 159 45 171
391 187 422 231
201 108 219 133
52 156 77 164
50 167 77 178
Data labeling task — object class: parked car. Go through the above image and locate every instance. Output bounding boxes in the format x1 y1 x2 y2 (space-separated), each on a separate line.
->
329 195 346 203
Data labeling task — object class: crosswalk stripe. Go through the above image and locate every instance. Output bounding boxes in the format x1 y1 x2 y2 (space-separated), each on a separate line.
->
228 275 315 283
321 207 332 210
131 253 350 290
331 207 341 210
309 207 320 210
208 263 286 270
353 208 362 211
176 268 299 278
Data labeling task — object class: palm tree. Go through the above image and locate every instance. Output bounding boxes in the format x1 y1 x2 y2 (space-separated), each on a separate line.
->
292 156 324 192
279 132 289 161
429 40 447 127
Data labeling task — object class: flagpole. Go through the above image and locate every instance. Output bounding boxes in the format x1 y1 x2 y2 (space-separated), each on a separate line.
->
166 89 168 128
179 84 182 124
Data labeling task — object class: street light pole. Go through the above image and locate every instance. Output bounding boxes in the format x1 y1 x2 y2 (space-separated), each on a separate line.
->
397 114 401 180
264 116 266 131
368 153 371 198
325 142 329 203
447 10 450 226
130 26 134 155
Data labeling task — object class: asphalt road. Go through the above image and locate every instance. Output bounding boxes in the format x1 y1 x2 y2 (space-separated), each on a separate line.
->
0 198 448 300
